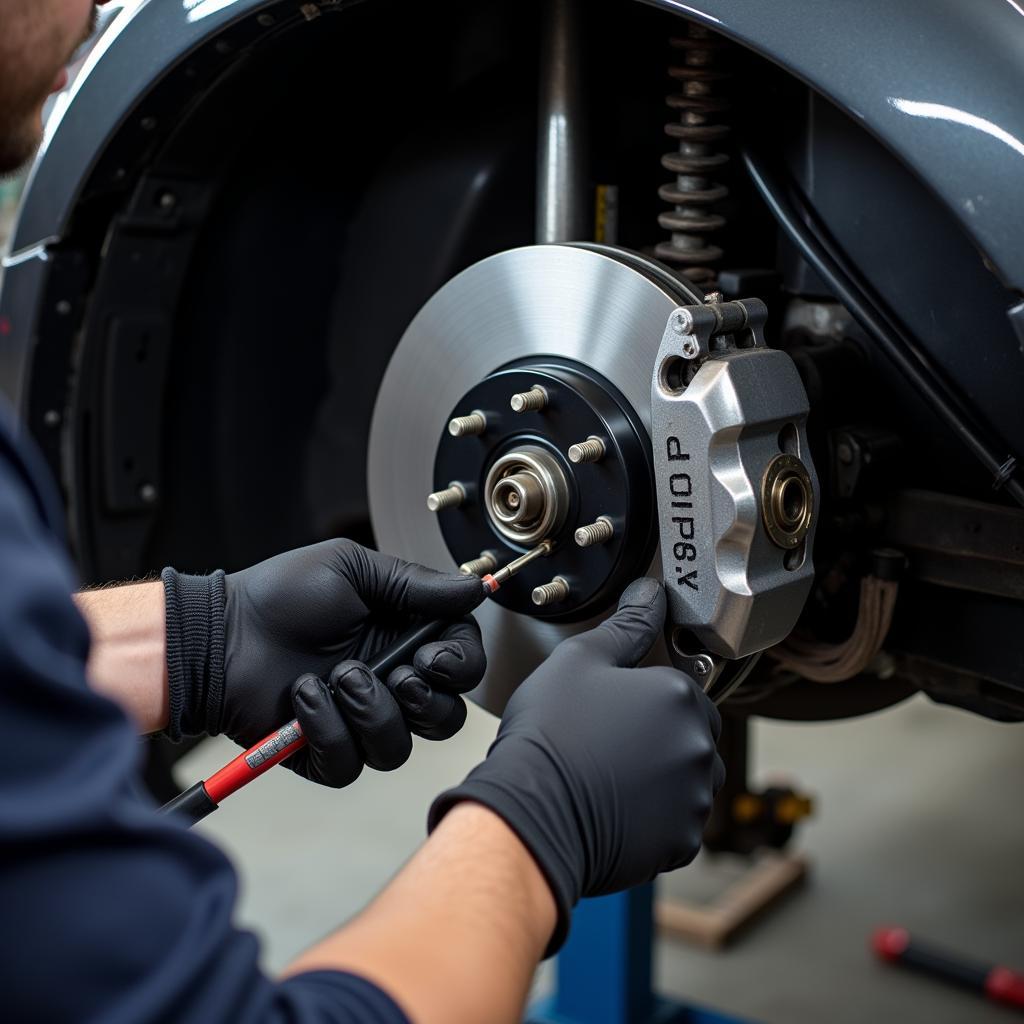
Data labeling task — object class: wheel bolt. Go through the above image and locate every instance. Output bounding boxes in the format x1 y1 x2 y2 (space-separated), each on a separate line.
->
567 436 606 464
448 411 487 437
460 551 499 576
426 482 466 512
532 576 570 607
575 516 614 548
510 385 548 413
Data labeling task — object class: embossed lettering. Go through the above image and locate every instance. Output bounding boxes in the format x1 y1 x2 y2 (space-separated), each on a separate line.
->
660 437 699 593
673 515 694 540
666 437 689 462
675 567 699 590
670 473 692 497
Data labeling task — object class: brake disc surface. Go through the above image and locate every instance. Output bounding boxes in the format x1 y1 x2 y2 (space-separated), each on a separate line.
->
368 243 698 714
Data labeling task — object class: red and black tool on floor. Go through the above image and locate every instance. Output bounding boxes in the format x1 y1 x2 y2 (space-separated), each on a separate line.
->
873 926 1024 1012
159 618 453 827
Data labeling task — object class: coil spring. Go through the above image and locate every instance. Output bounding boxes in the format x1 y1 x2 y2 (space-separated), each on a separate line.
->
655 26 730 287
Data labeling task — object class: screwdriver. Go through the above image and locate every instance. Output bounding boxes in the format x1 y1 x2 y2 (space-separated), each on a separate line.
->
480 539 553 595
159 619 451 826
161 540 553 827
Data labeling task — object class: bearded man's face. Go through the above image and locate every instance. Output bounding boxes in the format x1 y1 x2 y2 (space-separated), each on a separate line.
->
0 0 97 176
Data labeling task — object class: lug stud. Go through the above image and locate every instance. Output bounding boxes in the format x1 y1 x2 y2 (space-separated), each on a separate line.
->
426 482 466 512
575 516 614 548
510 385 548 413
459 551 499 576
532 576 570 607
567 436 606 464
448 411 487 437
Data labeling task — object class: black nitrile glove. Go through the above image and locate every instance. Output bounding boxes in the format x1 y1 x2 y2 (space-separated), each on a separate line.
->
162 540 486 787
428 577 724 954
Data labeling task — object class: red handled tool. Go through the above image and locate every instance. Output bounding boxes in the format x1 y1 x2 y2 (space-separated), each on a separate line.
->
873 927 1024 1011
160 542 552 828
160 618 454 827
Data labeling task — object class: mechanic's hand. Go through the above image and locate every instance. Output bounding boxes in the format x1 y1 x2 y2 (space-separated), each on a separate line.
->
162 540 486 787
428 577 723 953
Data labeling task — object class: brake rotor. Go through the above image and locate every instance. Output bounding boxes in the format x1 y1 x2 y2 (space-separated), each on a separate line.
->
368 243 700 714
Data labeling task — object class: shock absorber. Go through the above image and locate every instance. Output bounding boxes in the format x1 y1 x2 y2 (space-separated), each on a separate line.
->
655 25 730 287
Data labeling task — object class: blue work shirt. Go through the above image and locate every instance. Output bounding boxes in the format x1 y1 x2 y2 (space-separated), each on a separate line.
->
0 400 409 1024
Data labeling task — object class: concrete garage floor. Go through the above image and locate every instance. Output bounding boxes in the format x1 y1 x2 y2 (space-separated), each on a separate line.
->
179 693 1024 1024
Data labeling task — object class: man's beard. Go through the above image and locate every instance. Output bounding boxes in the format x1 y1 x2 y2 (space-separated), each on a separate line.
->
0 111 42 179
0 64 51 178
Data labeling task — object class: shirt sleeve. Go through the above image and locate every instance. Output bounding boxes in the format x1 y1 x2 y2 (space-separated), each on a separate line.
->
0 427 409 1024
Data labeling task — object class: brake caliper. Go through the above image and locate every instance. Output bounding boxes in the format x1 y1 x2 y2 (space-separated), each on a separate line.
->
650 298 819 685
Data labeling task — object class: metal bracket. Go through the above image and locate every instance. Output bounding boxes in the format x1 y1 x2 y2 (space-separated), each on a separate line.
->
665 298 768 365
667 632 762 706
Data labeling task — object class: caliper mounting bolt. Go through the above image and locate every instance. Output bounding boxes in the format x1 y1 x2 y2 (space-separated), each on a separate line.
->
510 385 548 413
574 516 614 548
671 309 694 334
426 482 466 513
692 654 714 677
532 576 570 607
567 436 606 464
448 411 487 437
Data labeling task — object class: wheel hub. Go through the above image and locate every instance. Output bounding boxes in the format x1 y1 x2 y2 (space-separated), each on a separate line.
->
433 360 656 622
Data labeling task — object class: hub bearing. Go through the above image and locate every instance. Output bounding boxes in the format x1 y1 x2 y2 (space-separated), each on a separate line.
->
484 446 568 547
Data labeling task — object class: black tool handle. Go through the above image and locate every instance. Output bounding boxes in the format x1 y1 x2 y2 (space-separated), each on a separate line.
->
368 619 450 680
160 782 219 825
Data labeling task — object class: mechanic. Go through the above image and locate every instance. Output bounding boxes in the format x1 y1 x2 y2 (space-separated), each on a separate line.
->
0 3 724 1022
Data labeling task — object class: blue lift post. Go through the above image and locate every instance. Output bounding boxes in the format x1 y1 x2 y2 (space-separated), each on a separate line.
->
527 885 751 1024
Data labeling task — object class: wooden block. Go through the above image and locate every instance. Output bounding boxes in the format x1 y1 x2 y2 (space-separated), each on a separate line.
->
656 852 810 949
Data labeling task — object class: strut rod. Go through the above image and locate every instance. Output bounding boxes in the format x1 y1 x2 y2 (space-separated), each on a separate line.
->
536 0 588 243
